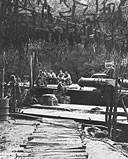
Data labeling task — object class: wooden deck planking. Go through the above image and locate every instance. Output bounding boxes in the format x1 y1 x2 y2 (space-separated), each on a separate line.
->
0 118 87 159
22 107 127 124
31 103 127 114
27 118 87 159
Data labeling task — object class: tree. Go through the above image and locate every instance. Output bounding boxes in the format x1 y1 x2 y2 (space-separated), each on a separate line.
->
0 0 128 83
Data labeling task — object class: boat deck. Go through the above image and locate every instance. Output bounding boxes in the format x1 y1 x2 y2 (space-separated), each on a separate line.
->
22 104 128 126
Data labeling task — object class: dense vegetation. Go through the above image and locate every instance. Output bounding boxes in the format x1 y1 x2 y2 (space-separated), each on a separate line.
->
0 0 128 84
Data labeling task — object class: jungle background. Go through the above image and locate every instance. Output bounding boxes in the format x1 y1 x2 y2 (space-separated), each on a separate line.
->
0 0 128 88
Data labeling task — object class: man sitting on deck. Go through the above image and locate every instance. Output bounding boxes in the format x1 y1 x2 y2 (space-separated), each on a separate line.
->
44 70 52 84
49 70 57 84
63 71 72 85
36 70 47 87
57 70 64 83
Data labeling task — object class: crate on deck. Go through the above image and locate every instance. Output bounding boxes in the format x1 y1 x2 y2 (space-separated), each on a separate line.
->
40 94 58 106
59 96 70 104
53 90 70 104
53 90 62 99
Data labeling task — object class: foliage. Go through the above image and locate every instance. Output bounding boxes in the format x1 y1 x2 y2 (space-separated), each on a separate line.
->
0 0 128 84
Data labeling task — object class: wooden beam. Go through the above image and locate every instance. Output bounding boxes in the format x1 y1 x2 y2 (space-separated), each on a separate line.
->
96 0 98 13
121 99 128 120
2 51 5 99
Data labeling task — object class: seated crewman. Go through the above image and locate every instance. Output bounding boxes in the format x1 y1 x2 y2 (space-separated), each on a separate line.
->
63 71 72 85
49 70 57 84
44 70 52 84
36 70 47 86
57 70 64 83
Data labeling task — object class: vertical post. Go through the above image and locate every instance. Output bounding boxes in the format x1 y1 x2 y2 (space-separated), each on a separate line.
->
30 52 33 90
112 64 119 141
2 51 5 99
103 0 106 13
72 0 75 20
33 50 37 88
105 85 114 137
96 0 98 13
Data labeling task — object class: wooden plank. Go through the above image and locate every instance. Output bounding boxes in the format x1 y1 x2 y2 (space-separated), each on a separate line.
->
31 103 127 114
0 118 87 159
22 108 127 123
28 119 87 159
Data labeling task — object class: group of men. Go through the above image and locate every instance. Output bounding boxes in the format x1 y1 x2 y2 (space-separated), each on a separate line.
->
36 69 72 87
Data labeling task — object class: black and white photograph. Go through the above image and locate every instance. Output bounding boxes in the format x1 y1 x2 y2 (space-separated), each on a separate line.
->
0 0 128 158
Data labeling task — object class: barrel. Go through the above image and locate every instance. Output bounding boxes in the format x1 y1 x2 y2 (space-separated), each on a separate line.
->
78 77 115 88
0 99 9 121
